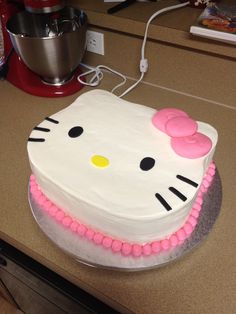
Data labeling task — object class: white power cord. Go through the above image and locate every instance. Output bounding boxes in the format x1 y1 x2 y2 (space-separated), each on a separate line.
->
78 1 190 98
78 63 127 93
119 0 190 97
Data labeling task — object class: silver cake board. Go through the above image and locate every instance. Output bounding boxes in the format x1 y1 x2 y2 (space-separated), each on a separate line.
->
29 170 222 271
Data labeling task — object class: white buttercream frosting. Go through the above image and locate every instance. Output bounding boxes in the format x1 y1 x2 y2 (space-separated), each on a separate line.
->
27 90 218 243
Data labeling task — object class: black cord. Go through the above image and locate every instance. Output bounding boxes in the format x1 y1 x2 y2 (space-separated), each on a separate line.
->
107 0 136 14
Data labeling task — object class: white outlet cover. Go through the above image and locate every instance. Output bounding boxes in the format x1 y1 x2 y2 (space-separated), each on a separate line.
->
86 30 105 56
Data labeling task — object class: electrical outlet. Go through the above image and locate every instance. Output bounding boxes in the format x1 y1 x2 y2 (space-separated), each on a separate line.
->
86 30 104 55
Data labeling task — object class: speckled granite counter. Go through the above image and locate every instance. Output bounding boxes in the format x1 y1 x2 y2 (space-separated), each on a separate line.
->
0 77 235 313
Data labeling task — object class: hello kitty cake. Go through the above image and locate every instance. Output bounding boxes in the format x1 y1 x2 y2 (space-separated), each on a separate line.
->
28 90 218 257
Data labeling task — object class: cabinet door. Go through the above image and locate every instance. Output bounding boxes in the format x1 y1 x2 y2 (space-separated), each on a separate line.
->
0 281 23 314
0 256 91 314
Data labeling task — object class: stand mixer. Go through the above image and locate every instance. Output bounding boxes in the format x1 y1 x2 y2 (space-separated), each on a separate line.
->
0 0 87 97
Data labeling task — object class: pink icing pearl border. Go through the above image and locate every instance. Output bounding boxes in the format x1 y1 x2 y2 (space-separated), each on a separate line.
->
30 162 216 258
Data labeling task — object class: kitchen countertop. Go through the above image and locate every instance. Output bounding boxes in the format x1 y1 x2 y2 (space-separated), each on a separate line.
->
0 75 236 313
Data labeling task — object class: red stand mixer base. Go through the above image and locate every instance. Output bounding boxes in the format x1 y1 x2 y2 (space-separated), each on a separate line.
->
7 53 84 97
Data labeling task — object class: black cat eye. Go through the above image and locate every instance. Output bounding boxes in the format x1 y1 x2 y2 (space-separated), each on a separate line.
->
68 126 84 138
140 157 155 171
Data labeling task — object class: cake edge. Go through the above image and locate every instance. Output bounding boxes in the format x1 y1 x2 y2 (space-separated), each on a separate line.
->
29 162 216 258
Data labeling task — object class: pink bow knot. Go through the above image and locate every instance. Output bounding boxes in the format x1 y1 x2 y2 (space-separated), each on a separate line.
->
152 108 212 159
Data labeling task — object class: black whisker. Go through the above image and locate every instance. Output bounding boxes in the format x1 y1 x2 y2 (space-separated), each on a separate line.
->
28 138 45 142
176 175 198 188
45 117 59 124
155 193 172 211
34 126 50 132
169 187 187 202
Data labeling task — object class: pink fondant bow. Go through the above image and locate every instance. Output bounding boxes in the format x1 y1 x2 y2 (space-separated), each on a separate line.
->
152 108 212 159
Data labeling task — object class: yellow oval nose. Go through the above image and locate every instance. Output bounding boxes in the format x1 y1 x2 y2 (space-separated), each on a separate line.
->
91 155 109 168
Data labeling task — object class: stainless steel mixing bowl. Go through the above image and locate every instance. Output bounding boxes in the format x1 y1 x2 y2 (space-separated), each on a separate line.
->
6 7 87 85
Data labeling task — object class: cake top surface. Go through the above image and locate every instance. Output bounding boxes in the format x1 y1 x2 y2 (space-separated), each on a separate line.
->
28 89 217 220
